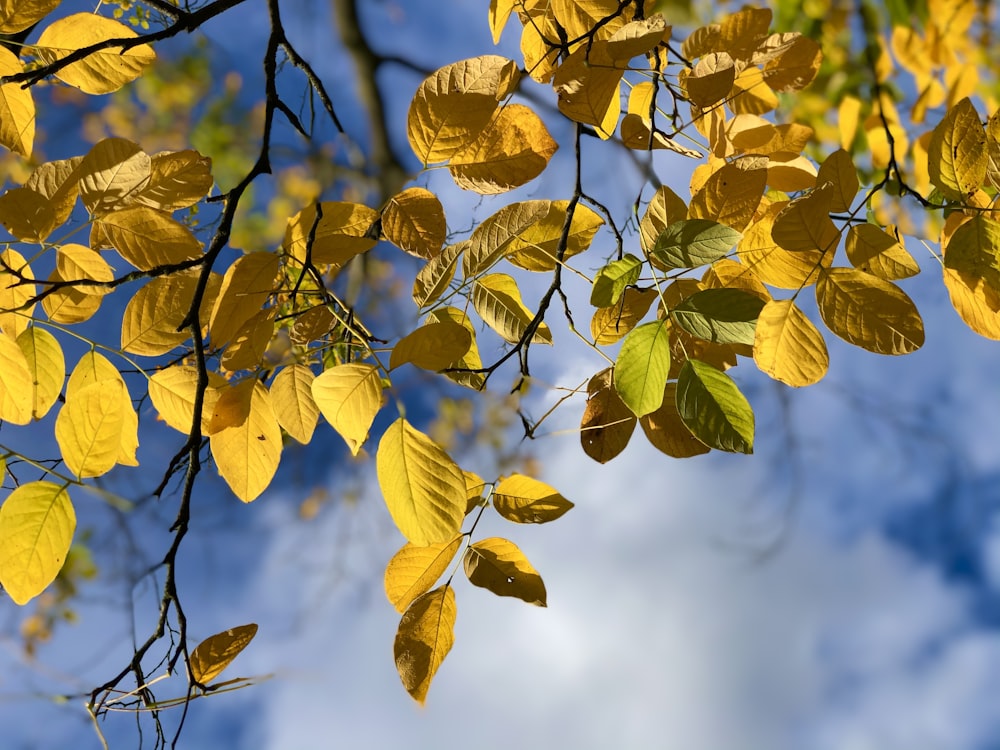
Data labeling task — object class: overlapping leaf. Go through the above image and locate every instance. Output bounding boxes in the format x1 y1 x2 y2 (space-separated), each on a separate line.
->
0 482 74 606
676 359 754 454
311 363 382 456
394 585 456 704
385 536 463 613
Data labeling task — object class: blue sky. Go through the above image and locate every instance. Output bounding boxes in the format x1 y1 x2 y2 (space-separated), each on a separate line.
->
5 1 1000 749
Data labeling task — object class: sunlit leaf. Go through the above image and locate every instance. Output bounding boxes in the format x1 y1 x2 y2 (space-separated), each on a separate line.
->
220 308 276 372
928 97 987 201
426 307 486 390
16 326 64 420
269 365 318 445
413 241 463 308
390 321 472 372
55 380 125 478
210 381 282 503
472 273 552 345
688 159 766 232
753 299 828 386
209 252 278 347
590 254 642 307
816 268 924 355
36 13 155 94
0 47 34 157
0 0 60 33
676 359 753 453
639 382 711 458
394 585 456 704
311 363 382 455
449 104 557 194
845 224 919 280
671 288 765 345
97 206 202 270
190 624 258 685
0 482 74 606
552 41 623 138
464 537 546 606
382 188 446 259
121 270 219 356
283 201 378 267
135 150 214 211
377 418 466 546
737 208 828 288
506 201 603 272
464 200 551 277
148 365 226 435
614 321 671 417
771 184 840 254
0 332 32 424
385 536 463 613
652 219 742 269
0 248 35 339
816 148 859 213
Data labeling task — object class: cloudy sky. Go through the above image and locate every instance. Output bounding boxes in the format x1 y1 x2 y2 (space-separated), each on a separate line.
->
5 1 1000 749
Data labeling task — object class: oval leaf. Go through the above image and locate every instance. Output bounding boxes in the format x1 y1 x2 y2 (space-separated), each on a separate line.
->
493 474 573 523
463 537 546 606
189 623 258 686
385 536 464 614
652 219 742 269
676 359 754 454
311 363 382 456
394 585 456 705
613 321 671 417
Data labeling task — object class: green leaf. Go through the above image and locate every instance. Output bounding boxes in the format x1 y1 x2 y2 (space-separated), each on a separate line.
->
590 253 643 307
671 288 765 345
613 321 671 416
651 219 742 269
676 359 754 454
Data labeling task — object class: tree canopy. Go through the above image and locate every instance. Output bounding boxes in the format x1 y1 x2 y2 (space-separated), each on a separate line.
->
0 0 996 745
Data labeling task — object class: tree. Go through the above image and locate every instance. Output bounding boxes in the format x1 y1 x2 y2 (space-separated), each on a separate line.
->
0 0 994 744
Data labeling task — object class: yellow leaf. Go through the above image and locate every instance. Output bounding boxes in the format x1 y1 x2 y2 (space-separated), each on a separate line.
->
16 326 63 420
729 67 777 115
472 272 552 345
377 418 466 545
553 41 623 138
209 252 279 347
816 149 859 214
506 201 603 272
0 332 32 424
683 52 735 108
0 187 55 242
407 55 520 164
413 241 463 308
520 14 560 84
928 97 987 201
382 187 446 259
148 365 226 435
121 270 219 356
489 0 516 43
493 473 573 523
762 34 822 92
639 382 711 458
591 287 657 345
207 377 254 434
135 149 213 211
766 154 817 192
552 0 631 40
682 23 722 60
718 5 770 61
384 536 463 613
606 14 668 61
394 585 456 704
772 184 840 253
753 299 828 386
55 380 125 478
210 381 281 503
464 470 487 513
220 308 276 372
640 185 688 255
738 207 831 288
311 363 382 455
425 307 485 390
97 205 202 271
464 537 546 606
943 266 1000 340
269 364 318 445
816 268 924 355
845 224 919 280
688 158 766 232
449 104 557 194
580 368 636 464
390 321 472 372
283 201 377 267
838 95 861 150
35 13 155 94
0 0 60 33
64 352 139 465
77 138 150 216
55 243 113 295
189 623 258 685
0 481 74 606
463 200 551 277
0 47 34 157
620 114 704 157
0 248 34 338
701 258 771 302
41 269 103 325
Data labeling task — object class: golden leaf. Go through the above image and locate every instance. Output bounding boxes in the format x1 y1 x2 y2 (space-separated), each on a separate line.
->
55 380 125 478
209 252 279 347
688 158 766 232
269 364 318 445
580 368 636 464
407 55 519 164
0 248 34 338
0 482 74 606
135 150 214 211
16 326 63 420
816 149 859 214
283 201 378 267
121 270 219 356
394 585 456 704
737 207 829 288
449 104 557 194
385 536 463 613
382 187 446 259
220 308 276 372
97 205 202 271
472 272 552 345
311 363 382 455
816 268 924 355
639 382 711 458
493 473 573 523
55 243 113 296
506 201 603 271
413 241 463 308
0 331 32 424
0 47 34 156
377 418 466 545
606 14 668 61
845 224 919 280
390 321 472 372
753 299 828 386
463 199 551 277
552 41 623 138
210 381 282 503
425 307 485 390
683 52 735 108
640 185 688 255
771 184 840 253
148 365 226 435
35 13 155 94
190 624 258 686
464 537 546 606
0 0 60 33
762 34 822 92
591 287 657 345
928 97 987 201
